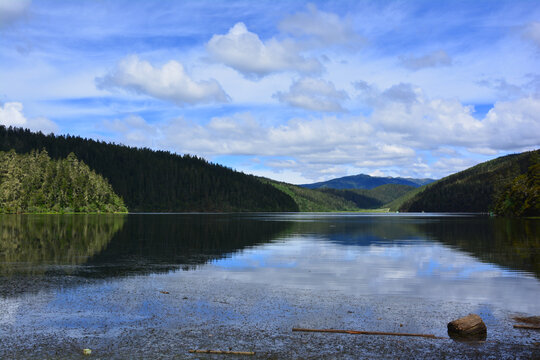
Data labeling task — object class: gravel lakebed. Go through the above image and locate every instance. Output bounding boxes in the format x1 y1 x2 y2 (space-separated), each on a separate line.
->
1 267 539 359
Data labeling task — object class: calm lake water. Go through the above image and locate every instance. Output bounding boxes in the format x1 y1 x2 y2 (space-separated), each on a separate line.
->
1 213 539 358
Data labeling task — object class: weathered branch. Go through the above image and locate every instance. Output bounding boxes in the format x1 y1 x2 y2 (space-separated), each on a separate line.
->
513 325 540 330
189 349 255 355
292 328 439 339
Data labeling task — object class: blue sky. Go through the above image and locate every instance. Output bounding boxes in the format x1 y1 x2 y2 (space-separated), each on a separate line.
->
1 0 539 183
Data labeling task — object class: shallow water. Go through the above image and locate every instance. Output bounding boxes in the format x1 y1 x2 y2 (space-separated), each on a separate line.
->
1 213 539 358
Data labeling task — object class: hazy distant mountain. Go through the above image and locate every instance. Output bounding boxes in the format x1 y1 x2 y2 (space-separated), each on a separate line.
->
300 174 435 190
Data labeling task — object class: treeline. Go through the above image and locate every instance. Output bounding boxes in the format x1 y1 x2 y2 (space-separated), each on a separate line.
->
0 126 298 212
0 149 127 213
399 150 539 215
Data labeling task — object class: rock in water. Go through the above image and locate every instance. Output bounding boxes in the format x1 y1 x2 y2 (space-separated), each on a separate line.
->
448 314 487 341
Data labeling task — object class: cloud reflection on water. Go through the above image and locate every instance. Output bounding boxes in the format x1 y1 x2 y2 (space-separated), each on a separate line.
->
203 231 540 314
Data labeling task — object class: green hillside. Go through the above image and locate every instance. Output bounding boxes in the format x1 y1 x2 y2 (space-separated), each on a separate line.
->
0 149 127 213
259 178 360 212
262 181 413 212
398 150 539 215
354 184 416 205
263 179 360 212
319 184 415 209
385 186 426 211
0 126 298 212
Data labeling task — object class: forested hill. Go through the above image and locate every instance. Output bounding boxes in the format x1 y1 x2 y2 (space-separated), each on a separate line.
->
0 126 298 212
398 149 539 215
301 173 434 190
0 150 127 213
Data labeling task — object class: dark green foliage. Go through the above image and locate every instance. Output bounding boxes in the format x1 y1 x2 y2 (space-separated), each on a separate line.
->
319 184 416 209
0 149 127 213
319 188 382 208
363 184 416 204
0 126 298 212
385 186 425 212
264 179 416 211
493 153 539 217
399 150 540 214
301 173 434 190
263 179 360 211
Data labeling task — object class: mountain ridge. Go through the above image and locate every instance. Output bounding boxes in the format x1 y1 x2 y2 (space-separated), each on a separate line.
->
300 173 435 190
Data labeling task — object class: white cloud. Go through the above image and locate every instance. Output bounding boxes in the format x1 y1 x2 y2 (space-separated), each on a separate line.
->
523 21 540 49
274 77 349 112
431 157 479 175
400 50 452 70
103 115 159 148
99 71 540 182
483 96 540 150
367 84 540 154
279 3 365 50
96 55 229 106
373 98 483 149
0 102 25 126
0 102 58 134
0 0 30 27
206 22 322 78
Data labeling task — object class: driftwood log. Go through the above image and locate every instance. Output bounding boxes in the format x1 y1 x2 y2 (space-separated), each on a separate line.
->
292 328 438 339
514 324 540 330
513 316 540 325
189 350 255 355
447 314 487 341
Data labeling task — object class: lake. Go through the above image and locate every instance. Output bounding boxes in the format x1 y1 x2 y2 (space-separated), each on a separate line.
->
1 213 539 358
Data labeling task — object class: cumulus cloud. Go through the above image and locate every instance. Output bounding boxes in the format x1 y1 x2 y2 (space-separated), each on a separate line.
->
0 102 58 133
104 112 373 159
274 77 349 112
279 3 365 50
399 50 452 70
206 22 322 78
103 115 160 148
365 84 540 155
482 96 540 150
523 21 540 49
102 82 540 181
96 55 229 106
0 0 30 27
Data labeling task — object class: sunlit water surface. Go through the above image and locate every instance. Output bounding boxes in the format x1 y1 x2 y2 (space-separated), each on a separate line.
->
1 213 539 358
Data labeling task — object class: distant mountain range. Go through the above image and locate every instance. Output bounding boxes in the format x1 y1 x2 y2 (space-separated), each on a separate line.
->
300 174 435 190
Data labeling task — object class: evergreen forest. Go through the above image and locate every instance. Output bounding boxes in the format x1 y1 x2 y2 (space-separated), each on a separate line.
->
0 149 127 213
397 150 539 216
0 126 298 212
